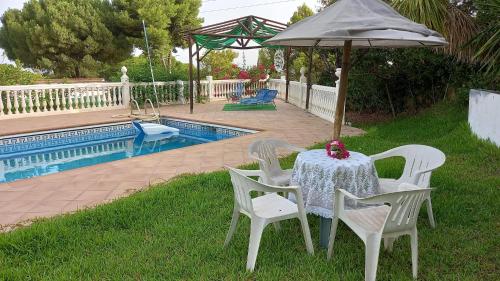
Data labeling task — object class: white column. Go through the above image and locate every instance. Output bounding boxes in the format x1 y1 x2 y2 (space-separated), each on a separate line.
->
335 68 344 125
177 80 185 104
299 67 307 108
206 76 213 101
121 66 130 108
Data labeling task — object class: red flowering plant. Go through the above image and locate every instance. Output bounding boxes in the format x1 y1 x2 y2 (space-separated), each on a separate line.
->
325 139 350 159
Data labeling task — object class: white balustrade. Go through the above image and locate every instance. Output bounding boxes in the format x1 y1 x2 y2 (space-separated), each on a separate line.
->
268 68 342 124
0 82 127 119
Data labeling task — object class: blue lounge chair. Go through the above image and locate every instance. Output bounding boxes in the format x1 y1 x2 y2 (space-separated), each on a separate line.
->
240 89 278 107
228 82 245 103
240 89 268 104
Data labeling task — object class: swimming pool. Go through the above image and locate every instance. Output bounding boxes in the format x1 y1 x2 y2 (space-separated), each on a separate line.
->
0 118 256 183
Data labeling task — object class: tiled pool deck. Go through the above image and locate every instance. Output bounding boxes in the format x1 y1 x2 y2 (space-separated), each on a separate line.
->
0 101 364 230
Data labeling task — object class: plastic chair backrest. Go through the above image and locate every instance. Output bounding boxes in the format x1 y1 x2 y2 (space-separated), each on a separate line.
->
262 90 278 102
248 139 287 184
255 89 269 100
227 167 276 215
386 145 445 187
359 188 431 233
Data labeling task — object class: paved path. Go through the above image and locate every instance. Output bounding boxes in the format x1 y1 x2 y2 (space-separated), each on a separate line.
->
0 101 364 230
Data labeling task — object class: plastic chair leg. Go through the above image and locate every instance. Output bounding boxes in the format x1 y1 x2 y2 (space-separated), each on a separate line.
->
426 197 436 228
365 235 382 281
272 222 281 232
299 214 314 254
246 218 266 271
327 216 339 260
224 208 240 247
384 237 395 252
410 228 419 279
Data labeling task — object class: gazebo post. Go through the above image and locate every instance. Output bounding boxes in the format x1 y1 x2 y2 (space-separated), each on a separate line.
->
188 37 194 114
332 40 352 139
196 44 201 103
285 47 291 103
305 47 313 110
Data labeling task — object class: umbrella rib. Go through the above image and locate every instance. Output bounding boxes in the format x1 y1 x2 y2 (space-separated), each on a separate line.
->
368 39 373 47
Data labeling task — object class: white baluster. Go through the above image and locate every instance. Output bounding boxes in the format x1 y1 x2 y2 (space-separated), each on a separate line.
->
106 88 113 107
49 88 55 111
118 87 123 106
95 87 101 108
67 88 73 110
54 89 60 111
41 90 47 112
61 88 66 111
80 88 85 109
73 88 79 110
5 91 12 115
20 90 27 114
102 88 109 107
12 90 19 114
90 87 96 109
110 87 116 106
29 90 36 113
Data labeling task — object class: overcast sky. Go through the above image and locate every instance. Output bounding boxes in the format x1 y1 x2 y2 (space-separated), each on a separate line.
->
0 0 319 67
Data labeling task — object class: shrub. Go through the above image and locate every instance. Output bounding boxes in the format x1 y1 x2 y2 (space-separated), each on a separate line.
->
0 64 42 86
105 56 188 82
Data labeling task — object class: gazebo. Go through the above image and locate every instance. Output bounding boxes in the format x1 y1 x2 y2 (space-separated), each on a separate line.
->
184 16 288 113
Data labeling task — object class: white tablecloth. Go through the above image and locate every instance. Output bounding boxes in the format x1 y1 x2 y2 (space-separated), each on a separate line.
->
291 149 380 218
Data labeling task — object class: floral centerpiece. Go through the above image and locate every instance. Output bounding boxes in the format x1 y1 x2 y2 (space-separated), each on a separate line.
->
325 139 350 159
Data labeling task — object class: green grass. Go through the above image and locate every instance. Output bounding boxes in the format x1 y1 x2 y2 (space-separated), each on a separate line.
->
223 103 276 111
1 102 499 280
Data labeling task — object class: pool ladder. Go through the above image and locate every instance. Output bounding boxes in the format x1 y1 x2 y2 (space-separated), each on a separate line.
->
130 98 160 123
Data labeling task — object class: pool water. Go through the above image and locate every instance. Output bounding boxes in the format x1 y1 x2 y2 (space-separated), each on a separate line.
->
0 118 254 183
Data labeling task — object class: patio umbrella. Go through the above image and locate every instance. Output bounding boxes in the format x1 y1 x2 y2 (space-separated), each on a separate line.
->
264 0 448 139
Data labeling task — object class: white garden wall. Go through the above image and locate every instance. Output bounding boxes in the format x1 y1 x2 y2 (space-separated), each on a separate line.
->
468 89 500 146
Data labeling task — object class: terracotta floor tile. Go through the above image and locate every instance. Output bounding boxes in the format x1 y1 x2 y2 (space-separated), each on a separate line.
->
0 191 26 201
76 190 112 201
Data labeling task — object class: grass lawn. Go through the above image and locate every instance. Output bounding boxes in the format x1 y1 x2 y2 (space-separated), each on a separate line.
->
0 101 498 280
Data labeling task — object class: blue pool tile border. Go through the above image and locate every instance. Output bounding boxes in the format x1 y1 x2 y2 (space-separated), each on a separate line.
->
0 123 136 155
0 118 256 156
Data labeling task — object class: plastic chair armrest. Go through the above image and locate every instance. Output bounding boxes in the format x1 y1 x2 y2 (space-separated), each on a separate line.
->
225 167 263 177
337 188 362 200
284 144 306 153
369 150 395 161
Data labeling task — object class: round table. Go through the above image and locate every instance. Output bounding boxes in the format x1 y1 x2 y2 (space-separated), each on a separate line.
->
290 149 380 247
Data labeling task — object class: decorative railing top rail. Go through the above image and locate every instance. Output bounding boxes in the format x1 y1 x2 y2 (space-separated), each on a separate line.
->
0 82 124 91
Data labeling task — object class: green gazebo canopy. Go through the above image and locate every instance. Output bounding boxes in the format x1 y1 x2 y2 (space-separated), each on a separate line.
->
187 16 288 50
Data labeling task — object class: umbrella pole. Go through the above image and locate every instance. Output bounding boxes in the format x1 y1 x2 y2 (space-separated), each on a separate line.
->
332 40 352 139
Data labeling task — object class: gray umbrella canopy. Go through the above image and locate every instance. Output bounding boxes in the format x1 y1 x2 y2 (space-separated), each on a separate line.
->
265 0 447 139
265 0 447 48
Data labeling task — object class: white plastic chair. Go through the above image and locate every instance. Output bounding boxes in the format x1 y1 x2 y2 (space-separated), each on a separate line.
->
370 145 445 228
224 166 314 272
327 184 432 281
248 139 306 186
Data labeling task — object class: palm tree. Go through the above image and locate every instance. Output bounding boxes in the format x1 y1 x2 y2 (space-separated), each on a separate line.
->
465 0 499 75
392 0 478 62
